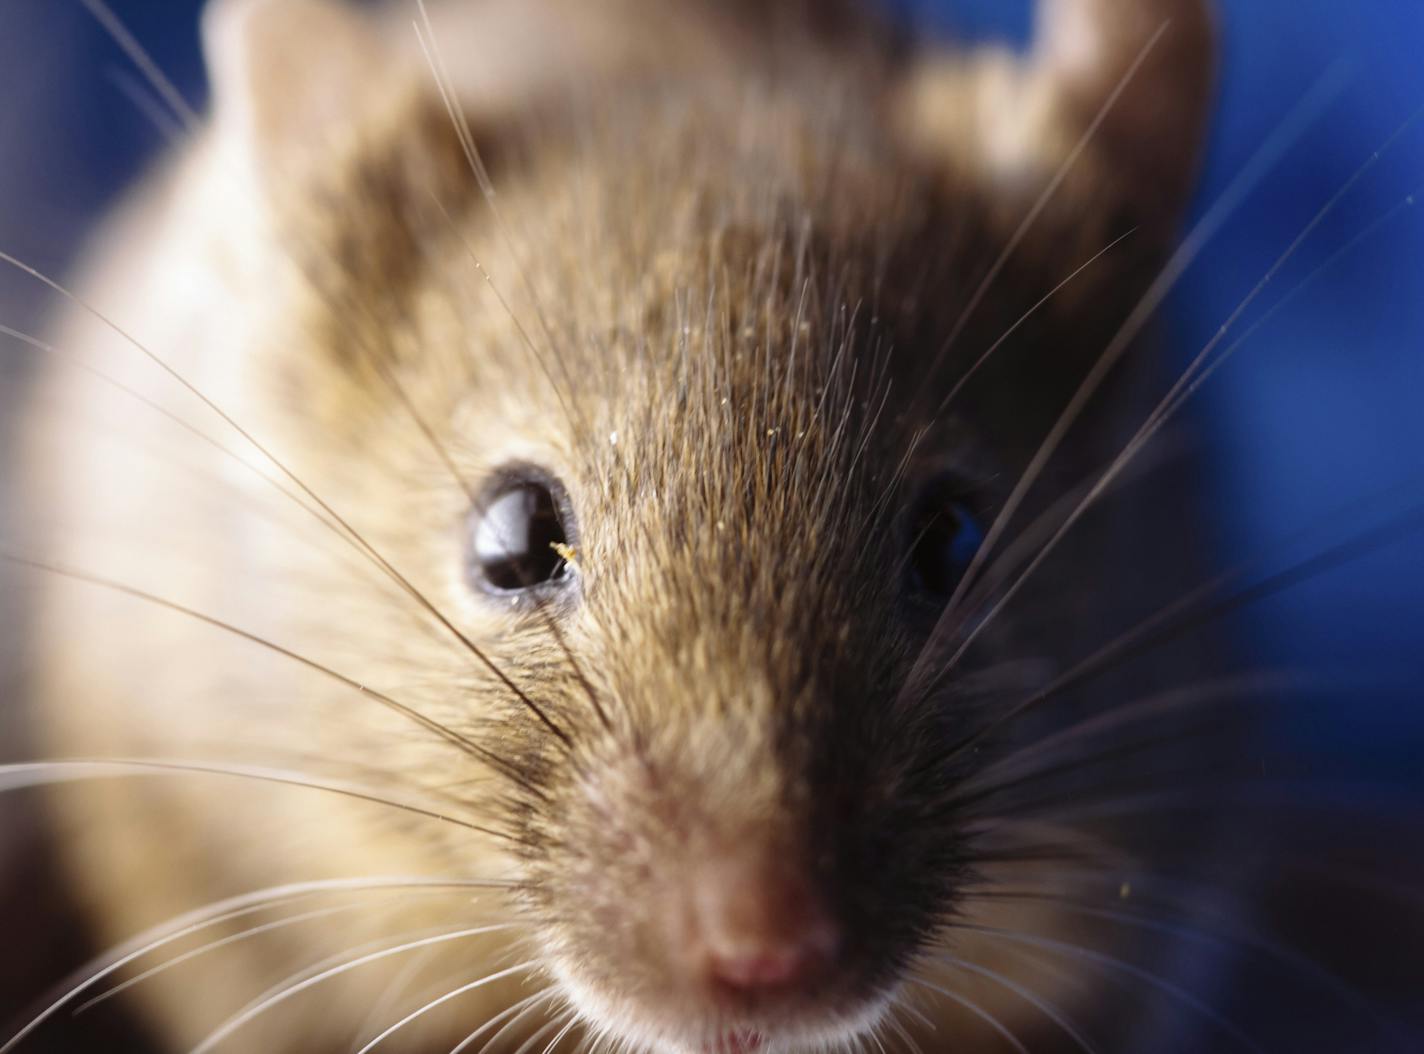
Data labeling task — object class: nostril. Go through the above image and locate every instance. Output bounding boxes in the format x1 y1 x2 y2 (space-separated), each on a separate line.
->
691 857 841 993
706 937 831 991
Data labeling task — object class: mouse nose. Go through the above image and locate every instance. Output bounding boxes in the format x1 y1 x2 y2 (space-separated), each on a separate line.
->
690 853 841 995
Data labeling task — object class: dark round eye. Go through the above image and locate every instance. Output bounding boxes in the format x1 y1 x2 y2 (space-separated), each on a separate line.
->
906 482 984 602
469 475 573 595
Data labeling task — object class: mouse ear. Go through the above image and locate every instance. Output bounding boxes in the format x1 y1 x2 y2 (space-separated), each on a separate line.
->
202 0 404 188
898 0 1216 246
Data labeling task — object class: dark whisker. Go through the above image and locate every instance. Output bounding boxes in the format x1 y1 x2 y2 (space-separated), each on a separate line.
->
411 1 583 429
929 106 1424 681
0 758 506 839
933 499 1424 771
914 23 1172 405
935 227 1138 419
903 64 1347 698
940 925 1268 1054
959 887 1411 1052
0 251 566 748
0 555 541 798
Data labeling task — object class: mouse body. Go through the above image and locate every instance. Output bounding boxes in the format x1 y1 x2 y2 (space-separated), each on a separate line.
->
12 1 1221 1050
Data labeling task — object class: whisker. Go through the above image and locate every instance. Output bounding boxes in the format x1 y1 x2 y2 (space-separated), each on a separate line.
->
880 1006 928 1054
956 676 1275 799
904 62 1348 697
0 878 495 1054
915 22 1172 400
349 943 444 1052
411 1 579 420
1147 179 1424 433
190 923 520 1054
0 758 504 838
930 108 1424 681
78 0 199 129
961 887 1411 1052
104 67 186 144
902 976 1029 1054
0 251 565 751
353 961 540 1054
76 899 412 1015
932 497 1424 771
424 191 585 443
0 323 330 533
0 553 540 797
935 226 1138 418
449 984 560 1054
515 1009 576 1054
933 953 1097 1054
949 719 1242 823
942 926 1267 1054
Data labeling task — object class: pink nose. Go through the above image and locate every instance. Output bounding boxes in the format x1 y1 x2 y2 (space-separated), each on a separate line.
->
692 854 840 994
707 941 826 990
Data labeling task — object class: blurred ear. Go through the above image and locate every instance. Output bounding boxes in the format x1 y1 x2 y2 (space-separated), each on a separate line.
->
202 0 407 189
899 0 1216 244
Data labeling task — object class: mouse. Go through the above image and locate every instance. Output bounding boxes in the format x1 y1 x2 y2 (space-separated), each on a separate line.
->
4 0 1230 1051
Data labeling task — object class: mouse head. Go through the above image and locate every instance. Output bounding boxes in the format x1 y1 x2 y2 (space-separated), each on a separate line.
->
200 0 1214 1049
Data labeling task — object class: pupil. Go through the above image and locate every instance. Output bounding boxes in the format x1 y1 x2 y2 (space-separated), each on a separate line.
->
474 484 568 591
910 497 982 600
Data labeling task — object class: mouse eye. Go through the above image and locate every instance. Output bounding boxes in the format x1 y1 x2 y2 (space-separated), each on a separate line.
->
469 474 574 595
906 480 984 603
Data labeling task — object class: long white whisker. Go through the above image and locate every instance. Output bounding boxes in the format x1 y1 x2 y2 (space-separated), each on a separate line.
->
936 953 1098 1053
353 961 540 1054
190 924 520 1054
78 0 199 128
0 759 497 834
76 901 391 1013
0 878 492 1054
902 976 1029 1054
449 984 559 1054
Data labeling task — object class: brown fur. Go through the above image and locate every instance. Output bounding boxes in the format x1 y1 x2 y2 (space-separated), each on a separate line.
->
16 0 1215 1050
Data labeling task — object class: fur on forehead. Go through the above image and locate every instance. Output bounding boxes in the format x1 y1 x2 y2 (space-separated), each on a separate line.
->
201 0 1215 452
200 0 1214 248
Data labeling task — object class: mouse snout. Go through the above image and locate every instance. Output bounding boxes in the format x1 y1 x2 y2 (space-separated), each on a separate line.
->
685 849 841 998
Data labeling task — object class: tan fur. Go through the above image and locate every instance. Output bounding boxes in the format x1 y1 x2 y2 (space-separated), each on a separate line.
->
19 0 1215 1050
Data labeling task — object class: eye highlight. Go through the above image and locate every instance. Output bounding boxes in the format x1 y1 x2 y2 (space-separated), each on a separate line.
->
468 472 574 595
905 479 984 603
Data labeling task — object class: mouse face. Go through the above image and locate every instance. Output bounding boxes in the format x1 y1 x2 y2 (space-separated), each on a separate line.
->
273 91 1000 1051
13 0 1221 1051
